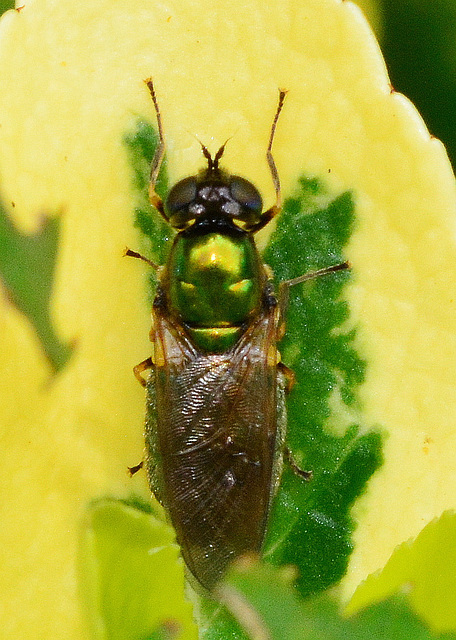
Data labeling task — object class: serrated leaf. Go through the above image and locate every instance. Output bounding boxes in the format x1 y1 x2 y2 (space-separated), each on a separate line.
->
380 0 456 169
348 510 456 633
216 559 456 640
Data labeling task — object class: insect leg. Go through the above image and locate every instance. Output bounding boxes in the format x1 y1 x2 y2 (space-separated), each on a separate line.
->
250 89 287 233
133 356 154 387
284 447 313 481
277 261 350 336
124 247 159 271
277 263 349 482
144 78 167 221
131 355 153 483
127 460 144 476
278 361 295 393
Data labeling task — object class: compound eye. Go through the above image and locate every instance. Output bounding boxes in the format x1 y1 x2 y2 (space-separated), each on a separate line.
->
165 176 198 228
229 176 263 226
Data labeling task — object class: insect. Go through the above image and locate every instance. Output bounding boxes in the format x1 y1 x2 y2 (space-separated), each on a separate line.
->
129 79 349 591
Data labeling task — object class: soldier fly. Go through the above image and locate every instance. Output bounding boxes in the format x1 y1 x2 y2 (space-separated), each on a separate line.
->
129 79 349 591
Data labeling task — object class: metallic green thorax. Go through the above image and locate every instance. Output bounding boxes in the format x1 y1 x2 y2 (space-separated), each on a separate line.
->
166 227 264 352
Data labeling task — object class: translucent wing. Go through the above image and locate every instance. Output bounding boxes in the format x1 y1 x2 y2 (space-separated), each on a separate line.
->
145 303 280 590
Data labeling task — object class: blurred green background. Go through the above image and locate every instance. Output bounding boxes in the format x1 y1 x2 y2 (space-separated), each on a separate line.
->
374 0 456 170
363 0 456 172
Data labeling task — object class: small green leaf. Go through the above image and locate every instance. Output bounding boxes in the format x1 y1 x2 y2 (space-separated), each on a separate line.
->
197 593 250 640
217 558 456 640
0 200 72 371
79 498 197 640
348 510 456 633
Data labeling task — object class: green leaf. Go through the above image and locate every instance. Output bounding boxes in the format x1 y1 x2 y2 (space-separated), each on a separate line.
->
0 199 72 371
348 510 456 633
0 0 14 17
197 592 250 640
79 498 197 640
263 177 383 597
139 619 183 640
217 558 456 640
123 121 383 612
